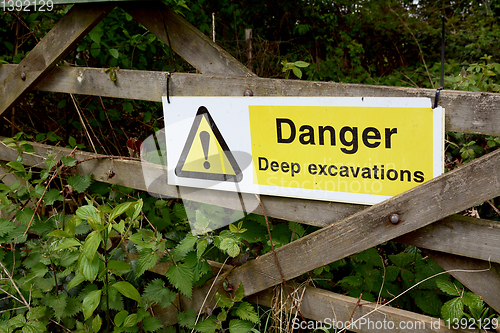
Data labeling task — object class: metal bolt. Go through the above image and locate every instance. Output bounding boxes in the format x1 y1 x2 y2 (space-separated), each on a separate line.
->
244 89 253 96
389 213 401 224
20 73 26 81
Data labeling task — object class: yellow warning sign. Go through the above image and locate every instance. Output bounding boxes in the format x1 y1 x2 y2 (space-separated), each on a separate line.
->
175 106 242 182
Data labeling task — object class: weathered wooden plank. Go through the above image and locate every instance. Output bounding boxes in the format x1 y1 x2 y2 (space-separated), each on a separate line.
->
0 3 113 115
2 65 500 136
426 250 500 314
246 283 475 333
224 148 500 298
0 138 364 226
120 2 255 77
396 215 500 263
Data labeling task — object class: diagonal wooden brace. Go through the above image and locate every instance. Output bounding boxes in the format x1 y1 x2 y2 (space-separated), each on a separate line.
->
0 2 114 115
121 1 255 77
226 148 500 298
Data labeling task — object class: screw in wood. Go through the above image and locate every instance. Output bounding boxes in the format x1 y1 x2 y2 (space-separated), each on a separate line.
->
389 213 401 224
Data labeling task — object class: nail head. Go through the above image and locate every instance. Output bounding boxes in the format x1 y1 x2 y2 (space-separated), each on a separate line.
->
244 89 253 96
389 213 401 224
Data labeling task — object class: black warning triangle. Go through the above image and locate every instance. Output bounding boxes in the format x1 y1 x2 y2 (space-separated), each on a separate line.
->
175 106 243 182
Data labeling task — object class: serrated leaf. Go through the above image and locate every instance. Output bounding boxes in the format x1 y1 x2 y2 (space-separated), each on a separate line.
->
166 263 194 298
62 296 82 318
413 291 442 316
229 319 254 333
0 219 16 237
142 316 163 332
388 252 414 268
233 282 245 302
44 189 63 206
436 279 460 296
26 306 46 320
220 238 240 257
92 315 102 332
235 302 259 323
136 249 159 277
441 297 464 321
9 314 26 328
48 294 68 321
385 266 400 282
462 292 483 308
175 232 197 253
82 289 102 320
114 310 129 327
21 321 45 333
111 281 142 303
178 309 196 328
216 292 234 308
194 317 218 333
339 275 363 288
68 174 92 193
143 279 176 308
60 156 76 167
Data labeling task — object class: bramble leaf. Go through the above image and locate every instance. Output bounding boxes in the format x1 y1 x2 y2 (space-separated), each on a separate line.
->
136 249 159 277
143 279 176 308
441 297 464 322
235 302 259 323
68 174 92 193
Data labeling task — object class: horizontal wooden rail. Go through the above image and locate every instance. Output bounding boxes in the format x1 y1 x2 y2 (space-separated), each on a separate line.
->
1 65 500 135
225 148 500 297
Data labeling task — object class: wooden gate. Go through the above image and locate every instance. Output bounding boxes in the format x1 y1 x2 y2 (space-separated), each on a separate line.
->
1 1 500 332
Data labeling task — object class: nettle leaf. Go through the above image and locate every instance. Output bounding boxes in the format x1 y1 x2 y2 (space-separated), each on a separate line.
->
339 275 363 288
62 296 82 318
384 266 400 283
142 316 163 332
111 281 142 303
388 252 415 269
413 291 442 316
143 279 177 308
178 309 196 328
229 319 254 333
436 279 460 296
0 218 16 237
82 289 102 320
48 294 68 321
441 297 464 322
194 317 218 333
136 249 159 277
166 263 194 298
235 302 259 323
68 174 92 194
175 232 198 254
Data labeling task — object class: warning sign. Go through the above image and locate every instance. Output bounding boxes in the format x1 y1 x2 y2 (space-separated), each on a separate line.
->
175 106 242 182
163 97 444 205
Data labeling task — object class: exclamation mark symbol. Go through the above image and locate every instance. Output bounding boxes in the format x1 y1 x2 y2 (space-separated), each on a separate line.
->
200 131 210 169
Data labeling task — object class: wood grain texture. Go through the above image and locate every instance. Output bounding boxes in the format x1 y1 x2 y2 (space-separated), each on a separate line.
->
2 65 500 135
426 250 500 313
121 2 255 76
0 3 113 115
225 148 500 297
246 283 475 333
396 215 500 263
